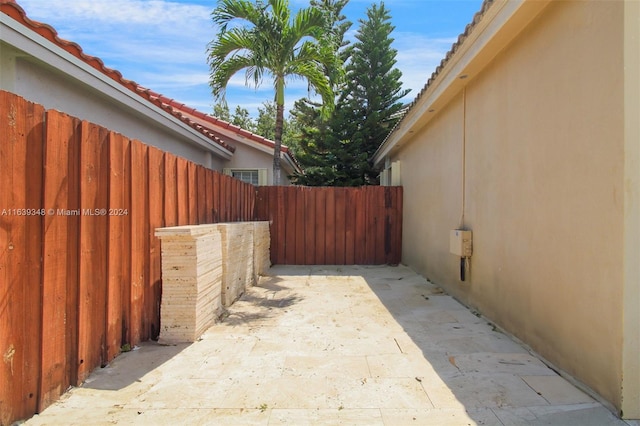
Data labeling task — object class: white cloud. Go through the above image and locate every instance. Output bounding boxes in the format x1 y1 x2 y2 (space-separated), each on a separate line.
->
13 0 463 116
393 33 457 101
137 72 210 88
18 0 212 29
17 0 217 100
18 0 215 59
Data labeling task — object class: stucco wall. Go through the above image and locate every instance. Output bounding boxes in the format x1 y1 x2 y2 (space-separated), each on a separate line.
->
394 1 625 410
225 142 293 186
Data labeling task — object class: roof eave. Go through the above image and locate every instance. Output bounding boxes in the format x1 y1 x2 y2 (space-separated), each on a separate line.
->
373 0 552 166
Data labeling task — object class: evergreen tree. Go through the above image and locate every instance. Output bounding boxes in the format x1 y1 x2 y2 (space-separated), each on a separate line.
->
339 2 409 184
290 0 352 186
231 105 254 131
255 101 297 150
290 98 336 185
213 100 231 121
291 1 408 186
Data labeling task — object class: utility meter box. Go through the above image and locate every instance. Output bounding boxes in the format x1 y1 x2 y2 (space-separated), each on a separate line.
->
450 230 472 257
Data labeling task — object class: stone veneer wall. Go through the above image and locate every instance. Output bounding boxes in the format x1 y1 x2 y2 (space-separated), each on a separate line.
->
253 222 270 280
155 222 270 343
216 223 254 307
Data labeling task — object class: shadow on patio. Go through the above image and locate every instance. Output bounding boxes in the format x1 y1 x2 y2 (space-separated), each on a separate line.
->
26 265 628 426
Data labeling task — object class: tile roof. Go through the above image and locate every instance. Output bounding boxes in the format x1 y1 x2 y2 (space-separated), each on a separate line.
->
383 0 495 141
165 98 295 157
1 0 295 157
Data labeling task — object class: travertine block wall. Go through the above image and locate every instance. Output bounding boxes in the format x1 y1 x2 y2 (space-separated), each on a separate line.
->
216 222 255 306
155 222 271 343
253 221 271 280
155 224 223 343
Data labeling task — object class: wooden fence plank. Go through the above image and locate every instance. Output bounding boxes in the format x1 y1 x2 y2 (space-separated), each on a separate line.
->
248 184 256 221
147 147 164 340
221 174 228 222
204 169 212 223
130 140 148 346
314 189 326 265
324 188 336 265
334 188 346 265
294 187 306 264
219 173 226 222
276 186 286 263
234 178 240 220
187 161 198 225
212 172 222 223
196 166 207 224
344 189 356 265
284 188 297 264
176 157 189 225
304 188 316 265
374 188 386 265
353 188 367 265
261 186 275 263
363 187 376 264
226 174 232 221
0 93 44 424
40 110 80 410
105 132 131 362
255 186 266 220
164 153 178 227
77 121 109 383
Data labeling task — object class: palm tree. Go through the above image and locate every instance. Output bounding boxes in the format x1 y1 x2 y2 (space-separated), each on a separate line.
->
208 0 337 185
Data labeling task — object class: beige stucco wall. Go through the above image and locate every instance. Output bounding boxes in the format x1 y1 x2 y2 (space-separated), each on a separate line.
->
224 142 293 186
622 0 640 418
394 1 626 411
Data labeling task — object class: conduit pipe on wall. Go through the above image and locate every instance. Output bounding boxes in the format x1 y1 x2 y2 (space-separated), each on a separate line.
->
459 87 471 282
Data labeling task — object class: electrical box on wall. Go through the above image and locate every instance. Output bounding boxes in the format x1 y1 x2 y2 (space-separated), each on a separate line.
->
450 230 472 257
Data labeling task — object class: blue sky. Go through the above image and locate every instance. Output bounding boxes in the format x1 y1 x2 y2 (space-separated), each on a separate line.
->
16 0 483 117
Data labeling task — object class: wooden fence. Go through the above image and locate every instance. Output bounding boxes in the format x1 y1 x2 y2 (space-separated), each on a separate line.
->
0 91 256 424
1 91 404 425
255 186 402 265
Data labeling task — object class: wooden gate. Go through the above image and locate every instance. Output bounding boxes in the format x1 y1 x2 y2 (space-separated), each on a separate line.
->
255 186 402 265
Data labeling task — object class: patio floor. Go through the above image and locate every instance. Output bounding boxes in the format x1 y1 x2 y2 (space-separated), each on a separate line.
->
26 265 632 425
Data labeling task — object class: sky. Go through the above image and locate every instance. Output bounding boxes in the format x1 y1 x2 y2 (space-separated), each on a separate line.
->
16 0 483 118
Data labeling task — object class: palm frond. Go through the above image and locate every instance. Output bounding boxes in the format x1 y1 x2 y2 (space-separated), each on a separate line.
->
209 54 256 99
212 0 262 30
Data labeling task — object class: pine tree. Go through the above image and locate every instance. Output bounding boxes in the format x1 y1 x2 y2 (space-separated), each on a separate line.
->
290 0 351 186
339 2 410 185
291 1 409 186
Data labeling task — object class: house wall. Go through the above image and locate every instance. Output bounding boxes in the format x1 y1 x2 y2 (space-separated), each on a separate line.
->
0 43 225 169
622 0 640 418
225 141 294 186
393 1 627 412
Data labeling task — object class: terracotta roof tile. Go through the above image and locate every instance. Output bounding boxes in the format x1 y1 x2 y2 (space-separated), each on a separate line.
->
387 0 494 137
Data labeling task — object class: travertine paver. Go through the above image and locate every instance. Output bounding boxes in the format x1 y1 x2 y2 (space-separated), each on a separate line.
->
26 265 633 426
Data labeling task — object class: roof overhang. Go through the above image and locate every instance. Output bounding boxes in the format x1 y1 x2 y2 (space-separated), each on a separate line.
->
210 126 302 174
0 10 233 161
175 107 303 175
373 0 551 166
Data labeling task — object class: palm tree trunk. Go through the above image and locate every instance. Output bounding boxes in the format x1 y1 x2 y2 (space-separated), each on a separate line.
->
273 78 285 186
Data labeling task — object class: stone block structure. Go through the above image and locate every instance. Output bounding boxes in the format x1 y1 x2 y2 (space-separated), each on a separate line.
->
155 222 271 343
